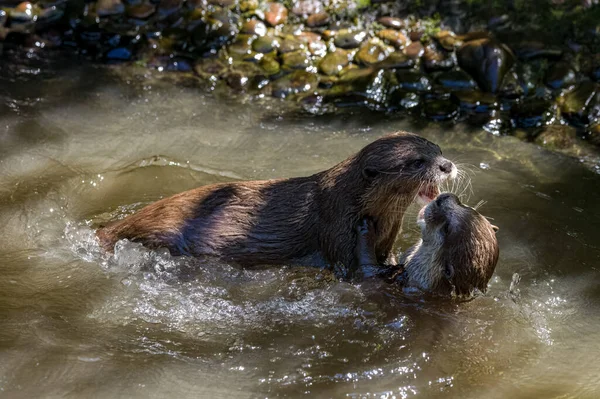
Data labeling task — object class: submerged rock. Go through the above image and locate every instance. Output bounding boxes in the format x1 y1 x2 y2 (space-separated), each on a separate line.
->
271 70 318 98
558 82 600 126
319 49 350 76
334 30 367 49
457 38 515 93
510 98 552 128
355 40 388 66
265 2 287 27
534 125 577 150
423 98 460 121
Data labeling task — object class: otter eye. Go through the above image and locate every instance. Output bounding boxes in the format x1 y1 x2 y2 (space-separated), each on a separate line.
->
444 264 454 280
411 159 426 169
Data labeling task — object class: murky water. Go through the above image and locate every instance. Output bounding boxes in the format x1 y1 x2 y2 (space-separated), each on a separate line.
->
1 60 600 398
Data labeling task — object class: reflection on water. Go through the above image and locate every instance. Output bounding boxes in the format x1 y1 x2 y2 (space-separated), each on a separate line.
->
1 63 600 398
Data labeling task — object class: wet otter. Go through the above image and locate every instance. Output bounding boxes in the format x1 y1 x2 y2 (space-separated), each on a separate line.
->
97 132 456 271
355 193 499 296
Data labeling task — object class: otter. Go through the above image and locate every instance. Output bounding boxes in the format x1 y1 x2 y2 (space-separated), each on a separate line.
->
97 132 457 272
355 193 499 296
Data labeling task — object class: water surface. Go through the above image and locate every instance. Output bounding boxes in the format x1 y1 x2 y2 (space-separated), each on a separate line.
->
1 62 600 398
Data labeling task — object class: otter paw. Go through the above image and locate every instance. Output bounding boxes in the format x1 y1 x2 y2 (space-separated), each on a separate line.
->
357 217 375 236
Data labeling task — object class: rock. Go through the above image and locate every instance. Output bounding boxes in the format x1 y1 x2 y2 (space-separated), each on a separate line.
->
96 0 125 17
326 68 388 108
435 70 477 91
259 56 280 75
512 41 563 61
395 70 431 92
376 29 407 49
252 35 278 53
409 30 423 42
278 35 305 53
423 98 460 121
225 62 261 90
306 12 329 27
355 40 388 66
435 30 460 51
388 89 420 110
282 50 311 70
378 17 403 29
106 47 132 61
157 0 181 19
587 123 600 147
534 125 577 150
404 41 424 59
209 0 237 7
544 61 577 90
457 38 515 93
334 29 367 49
374 51 414 69
191 10 239 53
319 49 350 76
126 2 155 19
241 19 267 36
240 0 259 12
422 46 454 72
265 2 287 27
227 34 255 58
194 58 228 79
271 70 319 98
510 98 552 128
453 91 498 113
558 82 600 126
292 0 322 15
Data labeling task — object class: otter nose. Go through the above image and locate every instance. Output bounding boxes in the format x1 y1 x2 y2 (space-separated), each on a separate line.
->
439 160 454 174
436 193 459 206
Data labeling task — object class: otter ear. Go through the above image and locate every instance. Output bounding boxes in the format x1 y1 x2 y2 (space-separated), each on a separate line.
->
491 224 499 233
362 167 379 180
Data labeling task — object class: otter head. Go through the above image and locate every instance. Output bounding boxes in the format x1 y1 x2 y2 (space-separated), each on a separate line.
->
404 193 499 297
358 133 457 230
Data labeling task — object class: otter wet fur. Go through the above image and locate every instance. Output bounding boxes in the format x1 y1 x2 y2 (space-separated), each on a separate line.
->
356 193 499 296
97 132 457 273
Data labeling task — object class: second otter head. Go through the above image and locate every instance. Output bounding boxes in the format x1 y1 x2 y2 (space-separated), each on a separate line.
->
403 193 499 297
358 133 457 215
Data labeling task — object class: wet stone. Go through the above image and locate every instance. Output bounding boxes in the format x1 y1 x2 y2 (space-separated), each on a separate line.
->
271 70 319 98
587 123 600 147
388 89 420 111
457 38 515 93
376 29 407 49
423 98 460 121
422 46 455 72
278 35 305 53
510 98 552 128
513 41 563 61
306 12 329 27
241 19 267 36
453 91 498 113
499 71 524 100
252 35 278 53
436 30 459 51
157 0 181 18
282 50 311 70
194 58 228 79
292 0 322 16
265 2 288 27
534 125 577 150
404 41 424 59
192 11 239 53
374 51 414 69
209 0 237 7
326 69 388 108
259 56 280 75
544 61 577 91
395 70 431 92
105 47 132 61
227 34 255 57
97 0 125 17
240 0 259 12
435 70 477 91
559 82 600 126
355 41 388 66
378 17 403 29
126 3 156 19
334 30 367 49
319 49 349 76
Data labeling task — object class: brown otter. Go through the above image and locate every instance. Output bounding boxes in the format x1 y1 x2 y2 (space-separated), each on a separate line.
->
96 132 456 272
355 193 499 296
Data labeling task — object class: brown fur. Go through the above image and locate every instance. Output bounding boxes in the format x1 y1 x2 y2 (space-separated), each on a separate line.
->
401 193 499 296
97 132 455 269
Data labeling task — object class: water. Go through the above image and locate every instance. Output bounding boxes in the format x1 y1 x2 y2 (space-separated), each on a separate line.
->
1 60 600 398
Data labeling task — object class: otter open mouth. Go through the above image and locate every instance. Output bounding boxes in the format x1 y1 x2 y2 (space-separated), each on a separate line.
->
416 183 440 206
